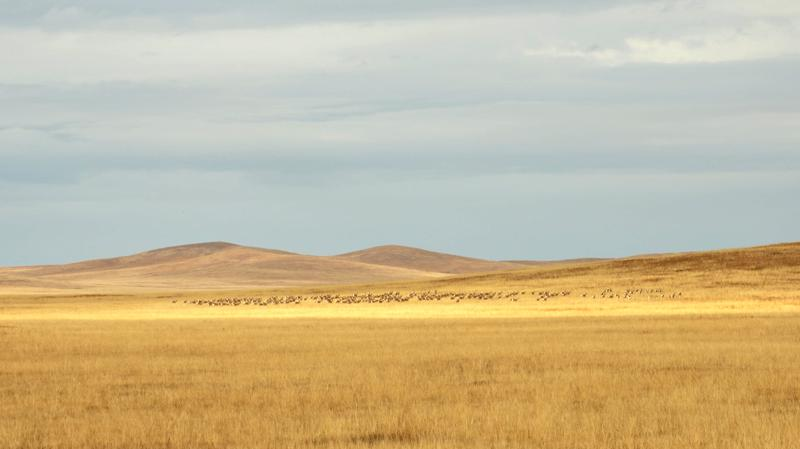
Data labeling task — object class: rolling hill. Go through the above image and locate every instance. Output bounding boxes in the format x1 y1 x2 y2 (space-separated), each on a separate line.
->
336 245 525 274
3 241 798 296
379 241 800 300
0 242 525 293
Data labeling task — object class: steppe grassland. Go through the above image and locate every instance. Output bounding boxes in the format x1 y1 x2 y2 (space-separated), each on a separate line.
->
2 313 800 449
3 249 800 320
3 246 800 448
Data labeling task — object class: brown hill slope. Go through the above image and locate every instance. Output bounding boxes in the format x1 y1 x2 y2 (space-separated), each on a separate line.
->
0 242 446 292
4 241 797 296
379 241 800 298
23 242 294 276
335 245 525 274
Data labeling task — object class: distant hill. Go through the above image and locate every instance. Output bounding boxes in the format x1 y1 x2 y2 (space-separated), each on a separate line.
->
5 241 796 295
23 242 295 276
0 242 522 293
392 241 800 297
336 245 526 274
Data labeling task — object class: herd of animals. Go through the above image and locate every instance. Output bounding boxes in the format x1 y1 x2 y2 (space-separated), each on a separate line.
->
180 288 683 307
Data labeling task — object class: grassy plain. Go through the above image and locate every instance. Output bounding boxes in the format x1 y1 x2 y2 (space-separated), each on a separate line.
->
2 313 799 449
2 242 800 448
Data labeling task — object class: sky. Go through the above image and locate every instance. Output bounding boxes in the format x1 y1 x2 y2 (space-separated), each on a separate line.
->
1 0 799 265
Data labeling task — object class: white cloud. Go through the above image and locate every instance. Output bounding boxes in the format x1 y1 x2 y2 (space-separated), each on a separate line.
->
527 22 799 65
521 1 800 65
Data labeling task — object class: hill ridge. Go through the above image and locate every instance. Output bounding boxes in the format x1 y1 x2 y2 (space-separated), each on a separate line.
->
0 241 518 292
4 241 797 294
336 244 526 274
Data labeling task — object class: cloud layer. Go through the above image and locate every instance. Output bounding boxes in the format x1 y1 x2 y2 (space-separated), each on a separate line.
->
1 0 799 264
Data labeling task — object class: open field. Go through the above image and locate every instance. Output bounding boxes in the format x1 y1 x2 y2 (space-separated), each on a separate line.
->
2 313 800 449
2 242 800 448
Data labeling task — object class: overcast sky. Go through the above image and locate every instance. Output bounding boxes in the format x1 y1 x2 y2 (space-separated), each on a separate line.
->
1 0 799 265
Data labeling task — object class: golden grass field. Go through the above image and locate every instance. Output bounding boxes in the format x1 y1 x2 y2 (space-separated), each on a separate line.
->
2 242 800 448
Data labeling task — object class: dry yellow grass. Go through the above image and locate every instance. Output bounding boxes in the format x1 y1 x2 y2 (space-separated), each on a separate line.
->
2 314 799 449
2 242 800 448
